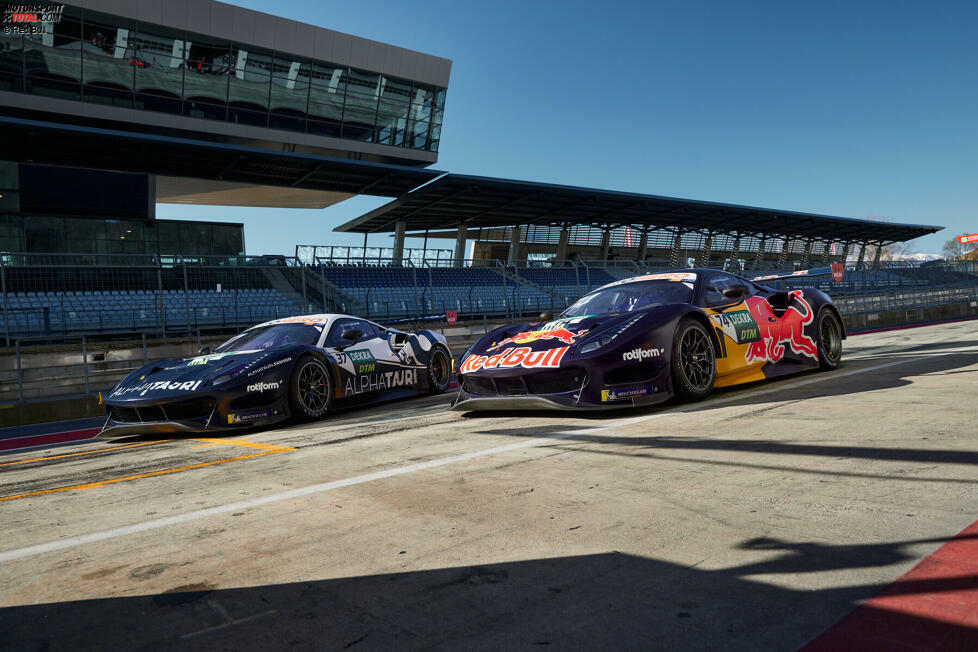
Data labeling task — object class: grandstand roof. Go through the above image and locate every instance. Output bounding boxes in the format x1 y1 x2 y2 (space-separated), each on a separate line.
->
335 173 942 243
0 116 442 200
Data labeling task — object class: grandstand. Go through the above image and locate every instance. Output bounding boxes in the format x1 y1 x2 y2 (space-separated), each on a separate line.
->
4 249 976 344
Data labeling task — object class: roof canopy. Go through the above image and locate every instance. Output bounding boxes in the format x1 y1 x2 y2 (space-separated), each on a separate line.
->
0 116 442 199
335 173 941 243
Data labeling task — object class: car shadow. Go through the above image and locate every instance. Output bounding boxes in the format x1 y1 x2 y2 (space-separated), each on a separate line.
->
459 348 978 422
2 534 975 650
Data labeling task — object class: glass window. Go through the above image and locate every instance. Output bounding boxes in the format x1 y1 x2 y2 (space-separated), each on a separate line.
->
269 53 310 132
132 23 186 115
212 224 243 256
561 279 694 317
0 33 25 91
701 273 751 307
228 43 271 127
216 323 323 352
53 6 83 43
183 34 229 119
341 68 379 141
25 216 64 252
410 121 430 150
325 318 376 347
25 30 81 99
377 76 410 146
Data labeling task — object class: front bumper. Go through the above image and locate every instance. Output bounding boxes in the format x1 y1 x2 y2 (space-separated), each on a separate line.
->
451 392 671 412
97 419 208 438
452 366 673 413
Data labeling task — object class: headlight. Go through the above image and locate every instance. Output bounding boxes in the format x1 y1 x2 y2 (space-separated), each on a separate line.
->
578 314 645 354
211 362 250 385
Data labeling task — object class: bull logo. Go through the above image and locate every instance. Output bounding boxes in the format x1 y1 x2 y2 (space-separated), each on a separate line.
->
488 327 587 350
743 291 818 365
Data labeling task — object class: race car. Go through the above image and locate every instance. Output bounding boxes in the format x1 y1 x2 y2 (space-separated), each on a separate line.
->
99 314 453 436
452 269 844 411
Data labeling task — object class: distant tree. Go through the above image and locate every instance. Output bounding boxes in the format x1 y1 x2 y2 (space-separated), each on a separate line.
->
942 238 977 260
877 241 915 262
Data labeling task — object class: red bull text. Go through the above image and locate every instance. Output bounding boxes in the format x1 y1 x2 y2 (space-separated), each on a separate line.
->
459 346 569 373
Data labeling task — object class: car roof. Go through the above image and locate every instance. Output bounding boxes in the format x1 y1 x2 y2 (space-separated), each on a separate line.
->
250 313 379 329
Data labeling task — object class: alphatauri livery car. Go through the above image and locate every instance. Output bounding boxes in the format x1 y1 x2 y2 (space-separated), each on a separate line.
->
100 314 452 436
453 269 844 411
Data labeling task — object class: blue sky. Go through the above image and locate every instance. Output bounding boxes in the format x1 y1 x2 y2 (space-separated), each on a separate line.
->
158 0 977 256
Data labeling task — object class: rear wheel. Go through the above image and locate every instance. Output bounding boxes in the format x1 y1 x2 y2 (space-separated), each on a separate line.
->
817 309 843 370
289 356 332 420
671 317 716 401
427 347 452 393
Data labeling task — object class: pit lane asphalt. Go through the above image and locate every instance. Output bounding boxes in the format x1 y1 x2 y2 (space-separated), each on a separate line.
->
1 321 977 650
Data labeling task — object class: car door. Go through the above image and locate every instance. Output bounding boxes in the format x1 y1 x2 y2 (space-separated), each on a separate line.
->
324 318 415 399
698 272 770 384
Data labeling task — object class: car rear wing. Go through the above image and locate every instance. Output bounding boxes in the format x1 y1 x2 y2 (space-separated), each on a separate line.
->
751 266 838 289
751 266 832 282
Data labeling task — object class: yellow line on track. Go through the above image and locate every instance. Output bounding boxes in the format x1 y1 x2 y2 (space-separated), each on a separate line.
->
0 450 284 502
0 440 168 467
190 438 295 452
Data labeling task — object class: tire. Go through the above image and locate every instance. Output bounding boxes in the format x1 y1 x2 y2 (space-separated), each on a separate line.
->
671 317 716 401
289 355 332 421
427 346 452 394
817 309 843 370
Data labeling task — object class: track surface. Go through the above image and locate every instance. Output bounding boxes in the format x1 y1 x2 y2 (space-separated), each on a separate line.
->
1 322 977 650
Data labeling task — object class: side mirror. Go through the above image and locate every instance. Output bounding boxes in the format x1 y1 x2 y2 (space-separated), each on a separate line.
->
341 329 363 343
198 346 212 355
721 285 750 302
539 311 553 322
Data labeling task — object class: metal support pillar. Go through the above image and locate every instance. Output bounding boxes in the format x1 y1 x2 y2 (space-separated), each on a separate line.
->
753 237 767 270
636 229 649 262
507 226 521 266
821 241 831 265
777 239 790 269
556 227 569 262
800 239 813 268
453 224 467 268
872 242 883 269
392 220 406 266
839 242 851 265
699 233 714 269
728 236 741 271
183 263 191 333
1 262 8 347
856 244 867 270
599 227 611 262
669 230 683 267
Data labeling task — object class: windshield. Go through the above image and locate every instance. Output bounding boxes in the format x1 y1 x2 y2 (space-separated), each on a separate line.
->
561 280 694 317
215 324 322 352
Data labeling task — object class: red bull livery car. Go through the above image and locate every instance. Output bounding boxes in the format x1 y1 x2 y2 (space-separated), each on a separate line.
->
453 269 845 411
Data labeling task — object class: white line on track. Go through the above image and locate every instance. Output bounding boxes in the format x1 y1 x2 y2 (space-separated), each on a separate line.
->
2 346 976 564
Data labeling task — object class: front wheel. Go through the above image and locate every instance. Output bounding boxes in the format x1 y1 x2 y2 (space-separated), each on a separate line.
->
817 309 843 370
289 355 332 420
671 317 716 401
427 347 452 394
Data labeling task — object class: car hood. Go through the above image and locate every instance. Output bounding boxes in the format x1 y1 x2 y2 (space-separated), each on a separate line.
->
105 348 288 401
461 307 680 374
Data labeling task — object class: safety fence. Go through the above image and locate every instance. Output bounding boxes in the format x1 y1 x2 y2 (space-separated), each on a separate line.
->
3 252 977 344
